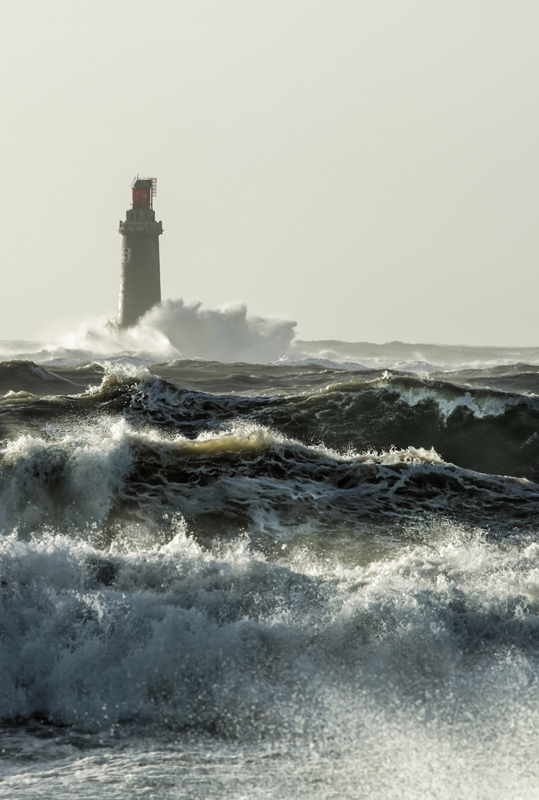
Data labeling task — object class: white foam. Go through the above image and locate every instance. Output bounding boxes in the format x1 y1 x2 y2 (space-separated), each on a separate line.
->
377 377 526 419
2 524 539 798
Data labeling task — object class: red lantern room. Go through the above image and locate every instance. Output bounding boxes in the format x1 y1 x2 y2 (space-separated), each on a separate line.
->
131 177 157 210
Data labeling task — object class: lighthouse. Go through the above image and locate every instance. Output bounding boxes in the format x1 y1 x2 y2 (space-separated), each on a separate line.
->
118 177 163 328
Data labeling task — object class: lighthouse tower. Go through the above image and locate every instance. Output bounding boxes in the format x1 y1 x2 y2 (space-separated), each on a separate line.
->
118 177 163 328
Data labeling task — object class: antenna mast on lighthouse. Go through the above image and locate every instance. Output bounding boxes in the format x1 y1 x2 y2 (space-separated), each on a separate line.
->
118 177 163 328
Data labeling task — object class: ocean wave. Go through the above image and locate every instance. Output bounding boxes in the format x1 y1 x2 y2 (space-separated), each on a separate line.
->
0 361 87 398
1 416 538 540
2 523 539 740
291 339 539 372
3 363 539 486
121 372 539 480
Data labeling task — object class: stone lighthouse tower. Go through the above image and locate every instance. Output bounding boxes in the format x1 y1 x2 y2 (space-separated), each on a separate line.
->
118 177 163 328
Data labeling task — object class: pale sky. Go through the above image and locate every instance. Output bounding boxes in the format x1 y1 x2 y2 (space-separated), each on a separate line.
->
1 0 538 345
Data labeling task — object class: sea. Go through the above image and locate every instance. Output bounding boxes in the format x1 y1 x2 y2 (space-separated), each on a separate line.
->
2 305 539 799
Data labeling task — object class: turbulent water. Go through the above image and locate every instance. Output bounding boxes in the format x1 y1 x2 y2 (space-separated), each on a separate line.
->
3 315 539 798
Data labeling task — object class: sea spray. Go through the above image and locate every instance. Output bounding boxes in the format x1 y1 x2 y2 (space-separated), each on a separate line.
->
145 300 297 363
1 300 297 366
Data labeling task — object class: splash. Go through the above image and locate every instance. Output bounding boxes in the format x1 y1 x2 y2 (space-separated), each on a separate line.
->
144 299 296 363
0 301 297 365
59 301 296 364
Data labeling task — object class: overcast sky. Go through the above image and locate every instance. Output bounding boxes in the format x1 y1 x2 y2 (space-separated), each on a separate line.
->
1 0 538 345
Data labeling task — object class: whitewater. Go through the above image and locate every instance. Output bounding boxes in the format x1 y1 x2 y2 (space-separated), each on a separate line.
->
2 302 539 799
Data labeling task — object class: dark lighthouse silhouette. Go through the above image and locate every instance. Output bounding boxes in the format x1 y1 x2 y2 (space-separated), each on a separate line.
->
118 177 163 328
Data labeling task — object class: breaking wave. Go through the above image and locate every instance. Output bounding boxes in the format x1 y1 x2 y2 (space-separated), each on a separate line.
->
3 521 539 799
2 367 539 543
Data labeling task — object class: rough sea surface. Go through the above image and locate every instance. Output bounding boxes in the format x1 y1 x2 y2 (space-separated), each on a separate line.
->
2 320 539 799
